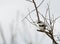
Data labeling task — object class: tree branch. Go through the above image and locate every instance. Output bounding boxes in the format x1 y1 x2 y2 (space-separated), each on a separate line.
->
22 0 44 21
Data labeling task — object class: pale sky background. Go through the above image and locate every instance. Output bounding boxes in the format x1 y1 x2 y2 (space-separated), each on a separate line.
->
0 0 60 44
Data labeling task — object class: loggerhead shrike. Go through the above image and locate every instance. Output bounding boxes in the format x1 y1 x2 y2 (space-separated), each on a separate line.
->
37 21 47 31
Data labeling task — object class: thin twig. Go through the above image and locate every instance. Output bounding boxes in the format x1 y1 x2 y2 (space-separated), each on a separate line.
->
47 4 52 25
44 3 49 26
22 0 44 21
53 16 60 22
28 8 34 22
52 14 54 31
25 17 38 28
33 0 40 22
26 0 33 3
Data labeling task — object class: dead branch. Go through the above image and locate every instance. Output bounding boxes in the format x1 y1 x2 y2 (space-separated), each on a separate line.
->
32 0 40 22
22 0 44 21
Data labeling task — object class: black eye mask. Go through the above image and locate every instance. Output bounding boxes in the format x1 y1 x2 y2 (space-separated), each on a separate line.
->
37 21 43 24
39 25 45 27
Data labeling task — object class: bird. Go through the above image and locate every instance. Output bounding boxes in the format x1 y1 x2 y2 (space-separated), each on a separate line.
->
37 21 47 31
